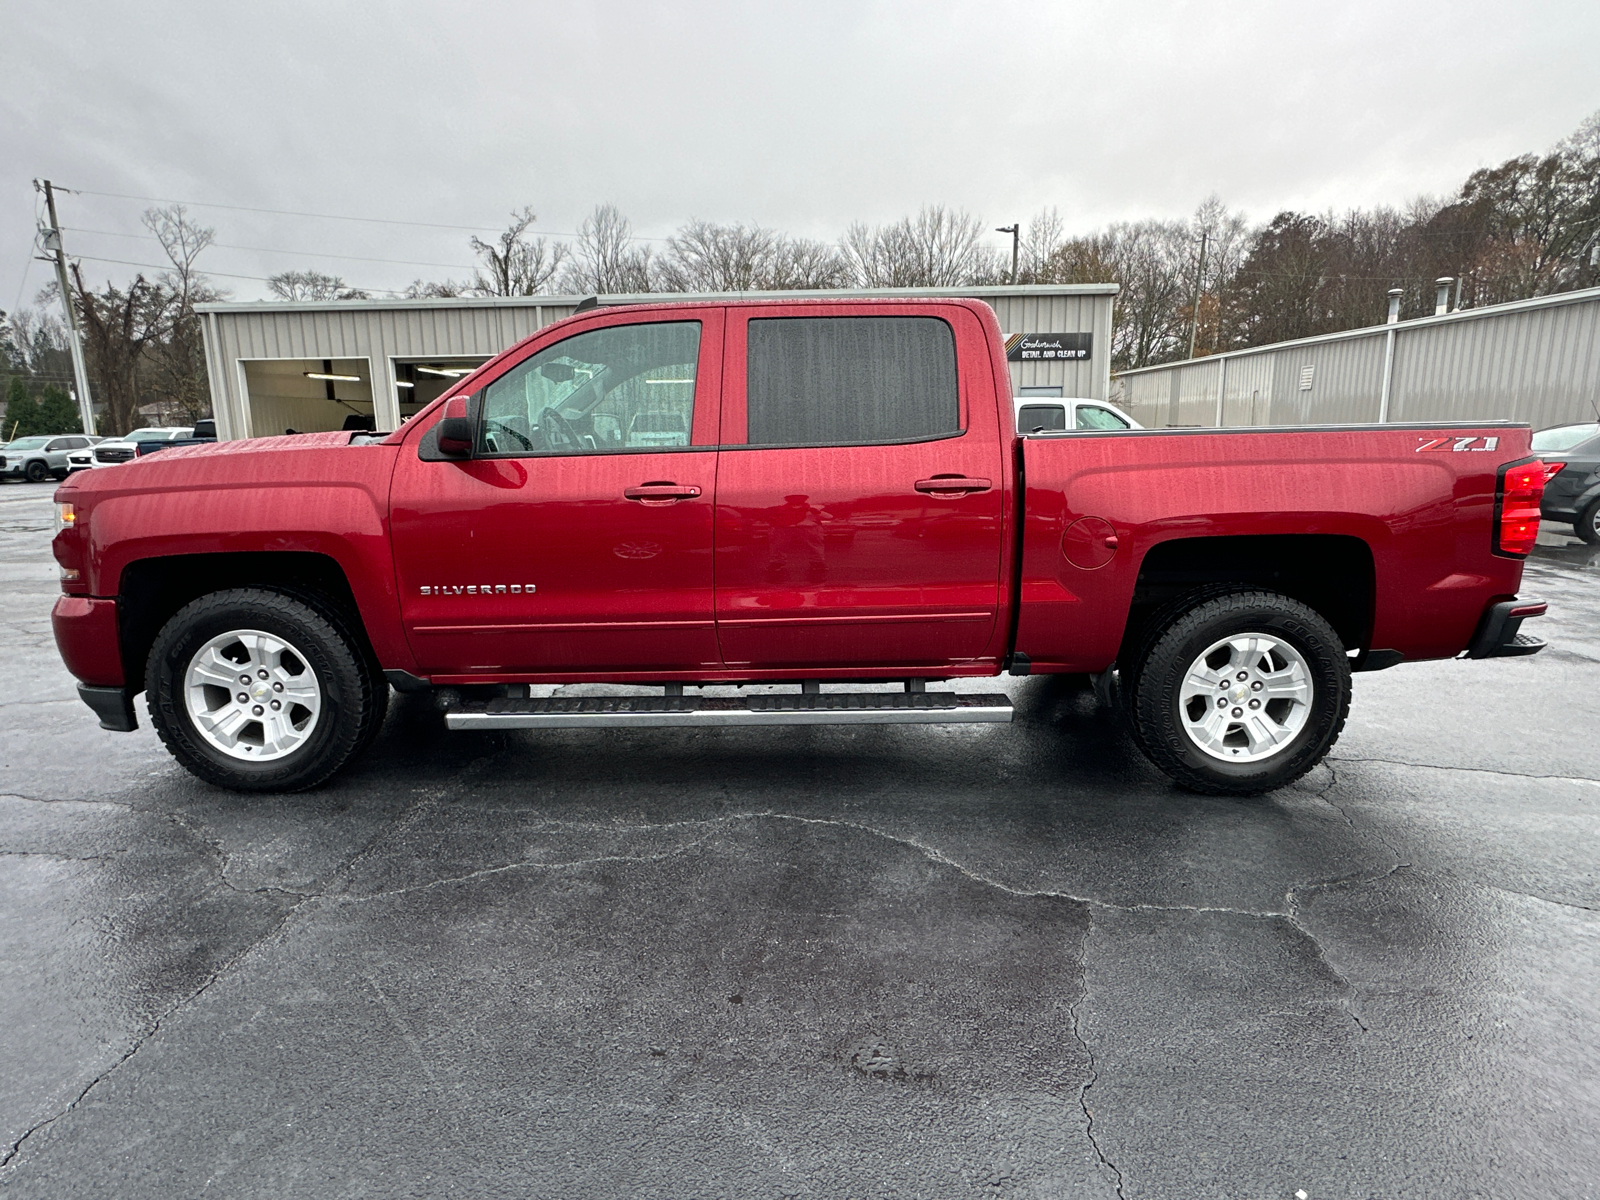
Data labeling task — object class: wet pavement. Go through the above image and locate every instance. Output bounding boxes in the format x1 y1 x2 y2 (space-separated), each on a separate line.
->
2 481 1597 1199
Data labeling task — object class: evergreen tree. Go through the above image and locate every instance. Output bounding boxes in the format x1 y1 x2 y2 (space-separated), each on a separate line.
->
35 385 82 434
4 377 41 439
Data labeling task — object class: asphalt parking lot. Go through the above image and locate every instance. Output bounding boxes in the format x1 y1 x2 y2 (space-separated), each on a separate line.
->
1 481 1597 1200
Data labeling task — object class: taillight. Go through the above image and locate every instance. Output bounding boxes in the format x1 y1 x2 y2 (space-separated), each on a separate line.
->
1543 460 1566 483
1495 459 1547 557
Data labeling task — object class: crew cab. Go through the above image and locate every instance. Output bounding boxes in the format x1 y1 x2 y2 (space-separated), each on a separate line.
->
49 298 1549 796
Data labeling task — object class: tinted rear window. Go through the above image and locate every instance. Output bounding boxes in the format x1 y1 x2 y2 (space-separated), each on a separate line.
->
746 316 960 447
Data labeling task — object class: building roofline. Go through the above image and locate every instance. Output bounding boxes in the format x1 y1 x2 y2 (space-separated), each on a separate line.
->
195 282 1120 316
1113 284 1600 377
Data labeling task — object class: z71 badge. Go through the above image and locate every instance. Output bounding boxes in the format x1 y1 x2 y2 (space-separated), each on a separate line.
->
1415 435 1500 452
419 584 536 596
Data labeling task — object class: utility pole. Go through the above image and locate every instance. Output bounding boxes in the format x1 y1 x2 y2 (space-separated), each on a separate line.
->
1187 231 1209 359
995 224 1020 283
36 180 97 436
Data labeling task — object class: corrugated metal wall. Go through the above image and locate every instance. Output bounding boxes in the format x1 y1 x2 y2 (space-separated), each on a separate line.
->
200 286 1118 439
1111 287 1600 429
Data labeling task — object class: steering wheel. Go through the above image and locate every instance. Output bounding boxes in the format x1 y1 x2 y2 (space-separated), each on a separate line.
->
483 418 534 452
535 407 580 453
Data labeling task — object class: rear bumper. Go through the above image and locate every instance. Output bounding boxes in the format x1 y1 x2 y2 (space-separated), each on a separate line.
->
1465 598 1548 660
51 595 125 685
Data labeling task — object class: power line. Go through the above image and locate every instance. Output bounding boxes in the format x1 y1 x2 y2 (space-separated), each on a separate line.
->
66 187 508 234
62 226 477 271
70 253 412 296
63 184 673 242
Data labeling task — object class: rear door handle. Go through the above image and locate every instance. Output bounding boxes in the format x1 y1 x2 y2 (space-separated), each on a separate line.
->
624 482 701 503
914 476 992 495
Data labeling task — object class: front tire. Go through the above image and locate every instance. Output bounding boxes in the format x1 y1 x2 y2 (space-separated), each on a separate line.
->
25 460 49 483
147 588 379 792
1575 498 1600 545
1130 591 1350 795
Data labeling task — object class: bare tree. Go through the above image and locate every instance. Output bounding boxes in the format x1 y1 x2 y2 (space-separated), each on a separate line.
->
765 237 853 289
141 204 225 423
69 264 174 435
1017 208 1067 281
469 206 569 296
560 204 654 294
404 278 469 299
268 270 371 301
840 206 996 287
659 220 782 291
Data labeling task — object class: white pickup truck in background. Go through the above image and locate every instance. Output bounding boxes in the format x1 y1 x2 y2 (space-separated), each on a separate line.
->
1013 395 1142 434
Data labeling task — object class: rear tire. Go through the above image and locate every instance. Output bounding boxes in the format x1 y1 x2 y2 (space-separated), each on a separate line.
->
1575 498 1600 545
1130 590 1350 795
146 588 378 792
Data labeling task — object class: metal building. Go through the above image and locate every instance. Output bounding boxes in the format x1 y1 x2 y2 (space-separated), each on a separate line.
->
197 284 1118 440
1113 285 1600 430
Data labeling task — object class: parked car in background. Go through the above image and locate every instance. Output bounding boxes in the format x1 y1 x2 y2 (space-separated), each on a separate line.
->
1014 396 1142 434
1534 422 1600 544
134 419 217 457
78 426 194 469
2 435 96 482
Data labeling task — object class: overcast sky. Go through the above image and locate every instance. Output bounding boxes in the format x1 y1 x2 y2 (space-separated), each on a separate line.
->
3 0 1597 305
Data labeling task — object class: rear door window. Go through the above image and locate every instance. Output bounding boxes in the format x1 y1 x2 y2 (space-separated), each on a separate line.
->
477 321 701 456
745 316 959 447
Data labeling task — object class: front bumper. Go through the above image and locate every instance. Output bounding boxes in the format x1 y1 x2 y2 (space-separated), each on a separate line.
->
51 595 125 685
1465 598 1548 660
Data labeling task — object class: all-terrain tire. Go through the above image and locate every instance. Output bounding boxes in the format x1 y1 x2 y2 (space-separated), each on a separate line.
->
1130 590 1350 796
1576 498 1600 546
146 588 379 792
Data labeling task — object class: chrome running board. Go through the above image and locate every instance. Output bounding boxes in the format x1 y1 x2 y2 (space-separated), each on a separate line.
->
444 691 1013 731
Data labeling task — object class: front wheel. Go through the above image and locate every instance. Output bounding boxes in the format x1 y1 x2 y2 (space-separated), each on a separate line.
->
1130 591 1350 795
147 588 380 791
25 460 49 483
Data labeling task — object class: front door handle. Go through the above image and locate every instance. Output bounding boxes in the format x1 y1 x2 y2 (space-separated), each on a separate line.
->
624 482 702 503
914 476 992 495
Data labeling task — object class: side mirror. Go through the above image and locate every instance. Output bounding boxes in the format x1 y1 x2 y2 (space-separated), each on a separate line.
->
437 417 472 456
435 395 473 457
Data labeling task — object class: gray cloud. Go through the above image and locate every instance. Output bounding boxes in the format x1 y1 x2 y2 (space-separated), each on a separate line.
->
4 0 1597 302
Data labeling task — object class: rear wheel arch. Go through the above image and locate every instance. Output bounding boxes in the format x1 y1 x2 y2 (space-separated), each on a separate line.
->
1116 533 1376 670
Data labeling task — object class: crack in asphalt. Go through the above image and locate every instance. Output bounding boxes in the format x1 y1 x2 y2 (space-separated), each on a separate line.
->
0 791 135 809
1483 882 1600 914
0 891 309 1171
1329 754 1600 788
0 768 1427 1179
1068 909 1128 1200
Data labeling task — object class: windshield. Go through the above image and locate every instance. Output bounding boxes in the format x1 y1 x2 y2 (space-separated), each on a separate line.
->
6 437 50 450
1532 423 1599 452
125 428 184 441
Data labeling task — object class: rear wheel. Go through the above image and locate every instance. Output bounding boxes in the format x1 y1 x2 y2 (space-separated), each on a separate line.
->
147 588 379 791
1575 498 1600 545
1130 590 1350 795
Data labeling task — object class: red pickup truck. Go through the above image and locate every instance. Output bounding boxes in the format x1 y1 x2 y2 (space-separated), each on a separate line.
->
51 298 1549 796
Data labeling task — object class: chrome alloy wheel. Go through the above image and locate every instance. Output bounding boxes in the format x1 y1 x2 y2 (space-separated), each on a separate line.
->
183 629 322 761
1177 633 1313 763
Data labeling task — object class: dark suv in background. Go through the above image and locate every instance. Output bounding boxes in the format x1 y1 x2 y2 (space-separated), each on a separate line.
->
1533 422 1600 544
